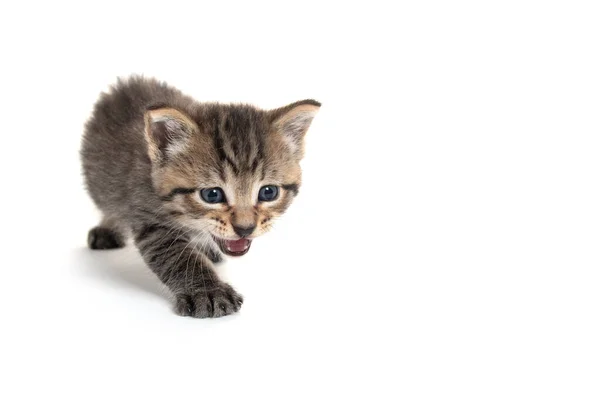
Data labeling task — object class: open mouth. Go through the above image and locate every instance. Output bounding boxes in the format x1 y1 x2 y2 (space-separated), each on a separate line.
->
213 236 252 257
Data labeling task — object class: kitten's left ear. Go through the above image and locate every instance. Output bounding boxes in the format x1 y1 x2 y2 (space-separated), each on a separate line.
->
144 107 198 163
270 99 321 159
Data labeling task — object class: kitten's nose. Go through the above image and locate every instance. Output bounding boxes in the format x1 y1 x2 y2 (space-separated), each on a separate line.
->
232 224 256 238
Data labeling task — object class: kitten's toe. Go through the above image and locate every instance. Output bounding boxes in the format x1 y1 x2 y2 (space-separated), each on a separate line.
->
193 294 214 318
228 289 244 310
88 226 125 250
174 294 194 316
211 285 243 317
211 294 236 318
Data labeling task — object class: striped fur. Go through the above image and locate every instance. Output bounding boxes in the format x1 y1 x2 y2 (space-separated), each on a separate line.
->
81 76 319 318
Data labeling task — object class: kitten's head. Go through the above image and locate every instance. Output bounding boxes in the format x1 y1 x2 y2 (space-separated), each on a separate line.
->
144 100 320 256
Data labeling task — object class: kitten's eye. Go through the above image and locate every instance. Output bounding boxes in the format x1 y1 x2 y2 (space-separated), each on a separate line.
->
258 185 279 202
200 188 225 204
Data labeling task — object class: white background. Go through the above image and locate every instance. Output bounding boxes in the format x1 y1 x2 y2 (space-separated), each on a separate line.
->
1 1 599 414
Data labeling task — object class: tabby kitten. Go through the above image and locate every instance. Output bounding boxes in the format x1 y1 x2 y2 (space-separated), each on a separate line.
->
81 76 319 318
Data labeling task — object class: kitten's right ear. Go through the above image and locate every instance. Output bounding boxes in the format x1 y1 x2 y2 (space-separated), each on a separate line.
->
144 107 198 163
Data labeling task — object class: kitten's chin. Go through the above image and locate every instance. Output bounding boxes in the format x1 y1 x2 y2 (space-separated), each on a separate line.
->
212 236 252 257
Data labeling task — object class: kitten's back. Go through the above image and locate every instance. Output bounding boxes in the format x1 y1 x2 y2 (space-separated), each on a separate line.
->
81 76 191 219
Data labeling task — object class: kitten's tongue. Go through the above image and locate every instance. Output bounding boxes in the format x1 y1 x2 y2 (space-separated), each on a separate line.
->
225 238 251 255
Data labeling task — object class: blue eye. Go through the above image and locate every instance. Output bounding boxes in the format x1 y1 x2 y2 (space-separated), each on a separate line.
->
258 185 279 202
200 188 225 204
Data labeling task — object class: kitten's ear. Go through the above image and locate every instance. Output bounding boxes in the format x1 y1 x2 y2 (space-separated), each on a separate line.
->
144 107 198 163
270 99 320 159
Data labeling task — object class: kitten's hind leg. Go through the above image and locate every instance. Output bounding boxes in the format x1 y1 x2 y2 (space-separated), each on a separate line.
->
88 215 126 250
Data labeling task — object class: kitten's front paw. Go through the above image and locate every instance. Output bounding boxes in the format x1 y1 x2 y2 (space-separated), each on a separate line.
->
88 226 125 250
175 283 243 318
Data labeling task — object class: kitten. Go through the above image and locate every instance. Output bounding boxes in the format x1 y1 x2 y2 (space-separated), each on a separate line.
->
81 76 319 318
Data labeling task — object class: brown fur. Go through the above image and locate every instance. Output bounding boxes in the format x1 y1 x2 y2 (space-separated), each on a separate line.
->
81 76 320 318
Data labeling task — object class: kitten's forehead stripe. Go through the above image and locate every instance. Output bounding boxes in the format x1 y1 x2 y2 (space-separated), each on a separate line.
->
225 155 240 175
208 105 269 177
251 158 260 176
212 114 227 162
